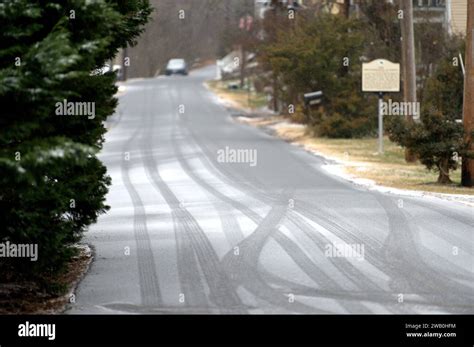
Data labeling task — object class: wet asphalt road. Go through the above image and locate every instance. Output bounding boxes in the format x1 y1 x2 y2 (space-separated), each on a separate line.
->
69 66 474 314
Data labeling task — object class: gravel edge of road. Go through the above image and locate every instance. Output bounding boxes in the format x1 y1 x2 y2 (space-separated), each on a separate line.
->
60 244 94 313
0 244 93 314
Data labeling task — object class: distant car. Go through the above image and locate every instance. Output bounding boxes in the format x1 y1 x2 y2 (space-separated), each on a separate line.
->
165 59 188 76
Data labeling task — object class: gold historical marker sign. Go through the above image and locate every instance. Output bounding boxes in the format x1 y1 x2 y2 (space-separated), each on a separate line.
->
362 59 400 93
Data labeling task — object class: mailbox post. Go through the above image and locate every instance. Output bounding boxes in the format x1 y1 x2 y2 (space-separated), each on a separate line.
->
303 91 324 124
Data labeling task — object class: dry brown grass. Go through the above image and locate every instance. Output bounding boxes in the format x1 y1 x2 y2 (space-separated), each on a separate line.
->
206 80 268 110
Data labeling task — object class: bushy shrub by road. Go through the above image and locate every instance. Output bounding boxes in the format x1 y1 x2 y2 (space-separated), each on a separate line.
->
387 40 467 184
0 1 151 279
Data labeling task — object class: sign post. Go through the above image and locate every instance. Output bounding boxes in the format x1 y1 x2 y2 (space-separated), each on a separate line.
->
362 59 400 154
377 92 384 154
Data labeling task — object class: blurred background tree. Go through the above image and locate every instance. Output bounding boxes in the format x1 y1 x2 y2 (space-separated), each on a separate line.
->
261 13 377 138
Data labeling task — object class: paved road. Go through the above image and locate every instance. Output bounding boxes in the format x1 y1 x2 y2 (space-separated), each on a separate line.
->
69 66 473 314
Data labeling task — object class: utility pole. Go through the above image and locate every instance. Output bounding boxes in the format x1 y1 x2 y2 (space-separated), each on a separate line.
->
400 0 417 162
240 42 246 89
239 15 253 89
462 1 474 187
269 0 285 113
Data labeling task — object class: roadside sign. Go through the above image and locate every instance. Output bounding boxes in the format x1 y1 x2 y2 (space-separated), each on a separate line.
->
362 59 400 154
362 59 400 93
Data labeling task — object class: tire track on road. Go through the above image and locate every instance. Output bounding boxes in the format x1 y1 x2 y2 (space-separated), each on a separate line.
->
286 211 404 313
194 86 473 312
220 199 324 313
143 84 208 310
295 199 473 312
176 85 324 312
143 82 245 312
271 229 372 313
186 81 473 313
374 193 474 313
121 127 162 307
296 195 474 312
171 133 245 248
175 86 381 312
183 88 384 311
407 198 474 228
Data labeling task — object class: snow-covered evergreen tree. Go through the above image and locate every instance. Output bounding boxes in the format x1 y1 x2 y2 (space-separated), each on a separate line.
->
0 0 151 276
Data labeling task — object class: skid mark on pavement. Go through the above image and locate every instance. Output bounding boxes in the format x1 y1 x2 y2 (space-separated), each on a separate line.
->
121 127 162 307
143 84 245 312
374 193 474 313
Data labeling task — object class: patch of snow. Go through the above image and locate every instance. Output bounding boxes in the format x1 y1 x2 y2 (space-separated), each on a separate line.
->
269 121 305 130
237 116 262 123
322 163 474 207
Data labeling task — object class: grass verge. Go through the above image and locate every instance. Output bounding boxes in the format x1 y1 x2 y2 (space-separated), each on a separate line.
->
238 114 474 196
206 79 268 110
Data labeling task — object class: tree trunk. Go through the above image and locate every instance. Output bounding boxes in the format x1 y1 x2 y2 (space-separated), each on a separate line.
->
437 158 452 184
272 74 279 112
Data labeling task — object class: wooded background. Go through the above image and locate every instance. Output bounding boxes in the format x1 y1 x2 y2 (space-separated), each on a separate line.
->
127 0 254 77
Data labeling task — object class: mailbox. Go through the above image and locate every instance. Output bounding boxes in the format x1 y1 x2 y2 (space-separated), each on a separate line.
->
303 91 323 107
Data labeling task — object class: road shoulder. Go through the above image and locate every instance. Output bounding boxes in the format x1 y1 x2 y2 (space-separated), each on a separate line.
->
204 78 474 207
